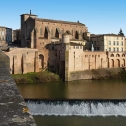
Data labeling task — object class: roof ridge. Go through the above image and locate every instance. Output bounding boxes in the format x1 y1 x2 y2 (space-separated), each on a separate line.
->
36 18 85 26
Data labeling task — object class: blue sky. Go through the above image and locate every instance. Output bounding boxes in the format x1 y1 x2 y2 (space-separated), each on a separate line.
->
0 0 126 35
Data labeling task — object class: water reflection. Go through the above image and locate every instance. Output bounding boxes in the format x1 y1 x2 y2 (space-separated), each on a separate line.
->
17 79 126 100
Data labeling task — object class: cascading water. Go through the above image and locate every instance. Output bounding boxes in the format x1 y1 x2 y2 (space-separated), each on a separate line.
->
26 100 126 116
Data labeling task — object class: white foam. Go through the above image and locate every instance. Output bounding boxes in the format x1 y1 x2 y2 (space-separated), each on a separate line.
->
26 101 126 116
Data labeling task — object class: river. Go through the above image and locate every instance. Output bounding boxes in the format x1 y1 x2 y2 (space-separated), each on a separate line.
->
17 79 126 126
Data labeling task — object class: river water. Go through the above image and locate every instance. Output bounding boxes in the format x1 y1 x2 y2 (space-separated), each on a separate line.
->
17 79 126 126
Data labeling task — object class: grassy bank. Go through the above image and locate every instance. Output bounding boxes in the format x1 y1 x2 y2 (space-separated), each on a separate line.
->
11 71 61 84
12 68 126 84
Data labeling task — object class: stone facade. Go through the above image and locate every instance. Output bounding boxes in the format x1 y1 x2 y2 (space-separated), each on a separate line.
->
5 48 39 74
47 34 126 81
12 29 21 42
17 11 126 81
0 26 12 46
85 34 125 52
20 11 88 69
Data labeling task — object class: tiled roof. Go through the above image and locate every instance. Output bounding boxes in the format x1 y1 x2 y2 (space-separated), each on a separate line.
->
103 34 124 37
91 34 124 37
36 18 85 26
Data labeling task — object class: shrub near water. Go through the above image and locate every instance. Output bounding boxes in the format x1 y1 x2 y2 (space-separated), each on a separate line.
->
11 71 61 84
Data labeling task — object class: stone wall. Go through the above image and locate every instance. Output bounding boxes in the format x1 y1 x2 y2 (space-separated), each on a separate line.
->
68 68 123 81
5 48 39 74
0 49 36 125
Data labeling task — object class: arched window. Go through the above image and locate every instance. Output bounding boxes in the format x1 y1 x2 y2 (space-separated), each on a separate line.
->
44 26 50 39
117 59 120 67
55 28 59 38
75 31 79 39
116 54 120 57
122 54 125 57
39 54 44 69
123 59 125 67
111 54 114 57
111 59 114 68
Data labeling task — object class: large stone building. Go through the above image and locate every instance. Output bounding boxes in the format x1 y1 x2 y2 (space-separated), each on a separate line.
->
4 32 126 81
0 26 12 46
4 11 125 81
47 33 126 81
85 34 125 52
20 10 88 69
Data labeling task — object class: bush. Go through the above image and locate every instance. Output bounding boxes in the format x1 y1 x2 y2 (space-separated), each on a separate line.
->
11 71 61 84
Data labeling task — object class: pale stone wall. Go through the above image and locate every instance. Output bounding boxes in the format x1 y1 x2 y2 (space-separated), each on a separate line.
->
89 34 125 52
108 52 126 68
5 48 38 74
69 45 83 71
0 27 12 46
104 35 125 52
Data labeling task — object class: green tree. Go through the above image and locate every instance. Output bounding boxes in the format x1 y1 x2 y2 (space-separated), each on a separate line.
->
118 28 124 36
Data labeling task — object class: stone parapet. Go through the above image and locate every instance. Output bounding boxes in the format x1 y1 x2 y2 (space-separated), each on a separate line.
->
0 49 36 125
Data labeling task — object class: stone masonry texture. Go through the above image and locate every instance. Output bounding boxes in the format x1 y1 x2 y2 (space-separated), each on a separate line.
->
0 49 36 126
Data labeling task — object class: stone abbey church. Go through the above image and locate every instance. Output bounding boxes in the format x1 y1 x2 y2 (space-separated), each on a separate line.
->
5 11 126 81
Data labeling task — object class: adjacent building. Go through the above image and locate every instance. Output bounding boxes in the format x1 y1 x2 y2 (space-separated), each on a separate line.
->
12 29 21 42
0 26 12 46
85 34 125 52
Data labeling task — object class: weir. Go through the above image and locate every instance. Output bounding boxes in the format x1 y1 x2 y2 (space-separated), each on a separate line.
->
0 50 36 125
26 100 126 116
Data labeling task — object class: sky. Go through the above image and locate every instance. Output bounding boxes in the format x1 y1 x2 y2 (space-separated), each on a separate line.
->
0 0 126 35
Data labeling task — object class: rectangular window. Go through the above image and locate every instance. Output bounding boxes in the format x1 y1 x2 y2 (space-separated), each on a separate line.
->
117 48 119 52
122 48 123 52
117 41 119 45
113 41 115 45
2 31 4 35
109 48 111 51
113 48 115 52
76 46 79 49
109 41 111 45
121 41 123 45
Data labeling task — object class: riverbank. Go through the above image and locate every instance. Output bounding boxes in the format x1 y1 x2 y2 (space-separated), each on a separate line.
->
68 68 126 81
12 68 126 83
11 71 61 84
